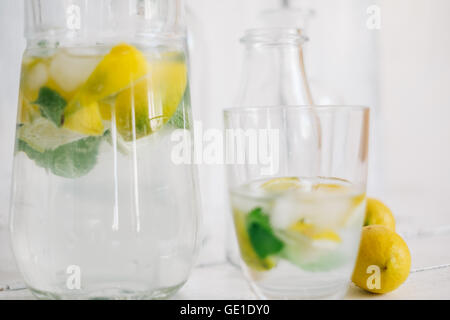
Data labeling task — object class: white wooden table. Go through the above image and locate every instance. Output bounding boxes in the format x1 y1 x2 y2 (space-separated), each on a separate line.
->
1 188 449 300
0 259 449 300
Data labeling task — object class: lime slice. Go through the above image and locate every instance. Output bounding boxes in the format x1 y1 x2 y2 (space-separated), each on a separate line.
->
18 117 85 153
261 177 301 192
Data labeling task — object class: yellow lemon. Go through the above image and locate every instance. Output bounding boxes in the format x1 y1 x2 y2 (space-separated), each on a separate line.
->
364 198 396 232
352 225 411 294
114 54 187 141
81 43 149 101
313 183 347 191
99 101 113 121
289 221 341 242
149 53 187 120
233 209 276 271
64 43 148 135
63 96 104 136
261 177 301 192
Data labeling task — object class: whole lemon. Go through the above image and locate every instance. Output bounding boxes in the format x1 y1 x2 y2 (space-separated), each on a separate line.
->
364 198 396 232
352 225 411 294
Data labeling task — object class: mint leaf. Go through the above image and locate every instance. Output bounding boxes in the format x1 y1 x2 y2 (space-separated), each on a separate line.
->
18 133 105 179
33 87 67 127
167 85 191 129
246 208 284 259
17 139 52 169
50 136 102 178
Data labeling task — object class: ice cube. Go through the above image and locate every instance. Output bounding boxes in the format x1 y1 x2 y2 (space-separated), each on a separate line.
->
271 192 304 229
271 189 356 230
25 62 48 92
49 49 102 93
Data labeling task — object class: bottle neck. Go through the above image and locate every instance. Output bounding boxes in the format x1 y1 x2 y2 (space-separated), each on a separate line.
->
235 40 313 107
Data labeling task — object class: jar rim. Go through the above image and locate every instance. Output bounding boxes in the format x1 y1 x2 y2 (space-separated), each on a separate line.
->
23 0 186 42
240 28 307 46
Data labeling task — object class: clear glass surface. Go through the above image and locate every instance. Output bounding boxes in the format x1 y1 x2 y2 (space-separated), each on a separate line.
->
227 27 315 267
10 0 199 300
224 106 369 299
235 28 313 107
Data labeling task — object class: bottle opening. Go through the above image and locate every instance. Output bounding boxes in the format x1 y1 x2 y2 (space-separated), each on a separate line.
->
240 28 307 47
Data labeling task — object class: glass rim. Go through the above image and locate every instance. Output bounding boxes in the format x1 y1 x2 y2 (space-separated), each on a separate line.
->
223 105 370 115
260 7 316 18
24 0 186 41
240 27 308 45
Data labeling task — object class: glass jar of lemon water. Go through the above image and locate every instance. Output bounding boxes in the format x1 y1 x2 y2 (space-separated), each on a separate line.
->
10 0 199 299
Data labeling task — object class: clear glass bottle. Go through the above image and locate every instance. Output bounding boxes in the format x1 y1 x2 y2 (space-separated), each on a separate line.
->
235 28 313 107
10 0 199 299
258 0 346 106
227 28 315 266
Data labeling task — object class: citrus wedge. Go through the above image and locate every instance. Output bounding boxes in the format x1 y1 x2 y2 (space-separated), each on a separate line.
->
63 43 149 135
261 177 301 192
114 53 187 141
289 221 341 242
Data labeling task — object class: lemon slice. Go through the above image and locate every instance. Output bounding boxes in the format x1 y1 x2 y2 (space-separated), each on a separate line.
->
18 93 40 124
114 79 155 141
289 221 341 243
114 52 187 141
63 43 149 136
99 101 112 121
63 97 104 136
80 43 149 101
261 177 301 192
233 209 277 271
313 183 349 192
18 117 86 152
